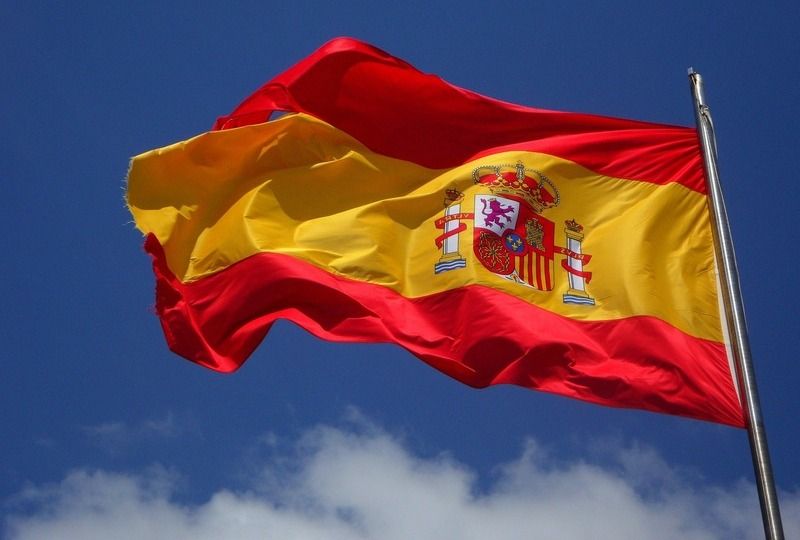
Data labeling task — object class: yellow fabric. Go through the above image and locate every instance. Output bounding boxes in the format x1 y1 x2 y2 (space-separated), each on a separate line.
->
128 113 722 342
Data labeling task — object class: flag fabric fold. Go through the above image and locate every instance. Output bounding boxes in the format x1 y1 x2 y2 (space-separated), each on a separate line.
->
127 37 744 427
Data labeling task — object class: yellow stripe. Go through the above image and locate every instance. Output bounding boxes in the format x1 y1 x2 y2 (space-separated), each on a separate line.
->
128 113 722 342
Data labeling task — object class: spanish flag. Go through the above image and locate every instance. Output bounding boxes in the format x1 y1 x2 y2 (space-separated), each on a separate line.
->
127 38 744 427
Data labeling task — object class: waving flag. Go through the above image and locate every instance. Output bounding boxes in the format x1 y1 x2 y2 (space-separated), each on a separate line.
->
127 37 743 427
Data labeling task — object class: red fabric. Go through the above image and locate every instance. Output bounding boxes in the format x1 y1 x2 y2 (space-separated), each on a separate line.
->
214 37 706 193
145 235 743 427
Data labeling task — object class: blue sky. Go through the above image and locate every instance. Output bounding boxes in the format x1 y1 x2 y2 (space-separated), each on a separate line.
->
2 2 798 538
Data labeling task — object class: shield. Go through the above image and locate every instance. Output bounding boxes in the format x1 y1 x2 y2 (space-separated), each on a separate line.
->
473 175 557 291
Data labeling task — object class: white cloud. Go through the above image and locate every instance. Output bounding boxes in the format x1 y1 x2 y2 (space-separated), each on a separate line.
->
5 421 798 540
81 412 189 454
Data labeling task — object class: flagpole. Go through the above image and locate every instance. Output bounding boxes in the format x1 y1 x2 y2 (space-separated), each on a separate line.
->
688 69 784 540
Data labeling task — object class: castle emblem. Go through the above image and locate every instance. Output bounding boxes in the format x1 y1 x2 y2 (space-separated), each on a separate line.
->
434 161 594 305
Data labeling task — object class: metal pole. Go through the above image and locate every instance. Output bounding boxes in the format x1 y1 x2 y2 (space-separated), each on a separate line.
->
688 69 784 540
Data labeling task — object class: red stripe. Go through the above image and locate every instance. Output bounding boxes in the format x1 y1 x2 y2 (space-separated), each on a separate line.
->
535 254 543 290
524 254 531 287
544 255 552 291
145 235 743 427
214 37 706 193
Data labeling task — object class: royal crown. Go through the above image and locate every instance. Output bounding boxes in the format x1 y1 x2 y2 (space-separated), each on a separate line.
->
444 188 464 206
472 161 560 213
565 218 584 233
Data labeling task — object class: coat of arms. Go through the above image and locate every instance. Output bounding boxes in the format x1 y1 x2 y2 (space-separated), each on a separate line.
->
434 161 594 305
